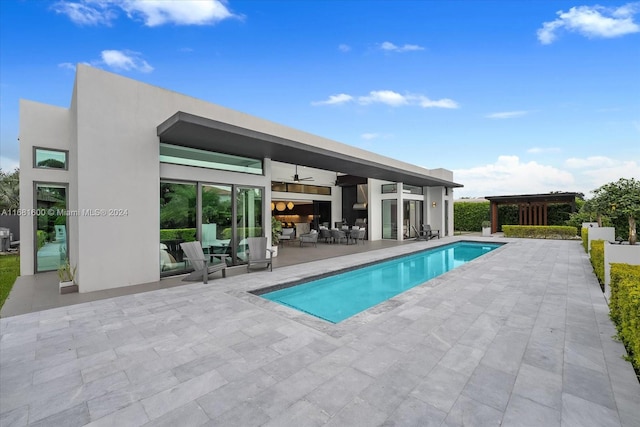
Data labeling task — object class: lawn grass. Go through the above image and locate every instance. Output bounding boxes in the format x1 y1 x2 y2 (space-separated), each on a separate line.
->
0 254 20 310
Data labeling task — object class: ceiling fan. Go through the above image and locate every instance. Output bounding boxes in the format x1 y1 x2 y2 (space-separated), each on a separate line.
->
291 165 314 182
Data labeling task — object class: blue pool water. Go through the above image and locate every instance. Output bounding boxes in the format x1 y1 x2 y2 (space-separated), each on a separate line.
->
261 241 502 323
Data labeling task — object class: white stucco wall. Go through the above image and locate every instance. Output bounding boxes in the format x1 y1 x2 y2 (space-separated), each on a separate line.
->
588 227 615 252
18 100 74 275
604 242 640 298
19 64 460 292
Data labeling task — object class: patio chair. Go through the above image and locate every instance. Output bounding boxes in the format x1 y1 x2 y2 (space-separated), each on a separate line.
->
247 237 274 272
411 225 429 241
422 224 440 240
319 227 332 243
180 241 227 284
299 230 318 247
331 228 347 244
279 228 294 246
355 228 366 244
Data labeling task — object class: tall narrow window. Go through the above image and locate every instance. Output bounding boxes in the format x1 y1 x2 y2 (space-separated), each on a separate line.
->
202 184 233 259
382 199 397 239
35 184 67 272
236 187 264 260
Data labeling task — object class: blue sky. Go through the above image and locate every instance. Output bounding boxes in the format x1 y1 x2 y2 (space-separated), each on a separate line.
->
1 0 638 198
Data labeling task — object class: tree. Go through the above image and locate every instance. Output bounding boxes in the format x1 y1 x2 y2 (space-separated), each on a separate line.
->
592 178 640 245
0 168 20 211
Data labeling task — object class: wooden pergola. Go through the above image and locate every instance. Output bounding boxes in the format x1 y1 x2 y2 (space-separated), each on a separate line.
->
485 192 580 234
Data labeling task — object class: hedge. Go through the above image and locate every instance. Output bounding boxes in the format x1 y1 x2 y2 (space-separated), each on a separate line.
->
590 240 605 288
160 228 196 242
502 225 577 239
581 227 588 253
454 202 489 231
609 263 640 376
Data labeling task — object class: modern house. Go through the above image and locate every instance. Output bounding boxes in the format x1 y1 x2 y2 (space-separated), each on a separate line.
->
19 65 461 293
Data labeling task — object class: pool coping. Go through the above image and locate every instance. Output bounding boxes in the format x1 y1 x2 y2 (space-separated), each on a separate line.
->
230 236 513 338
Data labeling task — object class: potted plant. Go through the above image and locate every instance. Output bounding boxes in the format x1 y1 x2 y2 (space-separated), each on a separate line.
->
482 221 492 237
58 259 78 294
271 216 282 257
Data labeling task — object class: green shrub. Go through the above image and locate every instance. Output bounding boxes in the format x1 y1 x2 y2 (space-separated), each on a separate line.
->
582 227 588 253
454 201 489 231
590 240 605 287
159 228 196 242
221 227 263 239
502 225 577 239
609 264 640 376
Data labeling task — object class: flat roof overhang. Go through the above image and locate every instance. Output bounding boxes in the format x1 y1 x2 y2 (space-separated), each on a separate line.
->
157 112 462 188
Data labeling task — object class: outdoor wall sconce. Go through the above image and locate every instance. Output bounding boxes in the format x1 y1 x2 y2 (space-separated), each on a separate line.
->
432 201 437 208
287 201 294 210
276 202 286 211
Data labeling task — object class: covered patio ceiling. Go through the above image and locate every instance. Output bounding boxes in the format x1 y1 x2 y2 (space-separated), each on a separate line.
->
157 111 462 188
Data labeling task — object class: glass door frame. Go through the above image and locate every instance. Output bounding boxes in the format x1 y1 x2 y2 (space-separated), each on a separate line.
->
34 181 68 273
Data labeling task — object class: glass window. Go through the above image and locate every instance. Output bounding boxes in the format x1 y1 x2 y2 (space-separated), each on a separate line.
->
160 143 262 174
35 184 67 272
160 182 197 276
236 187 264 261
381 184 397 194
271 182 331 195
202 184 233 262
403 184 423 195
382 199 398 239
34 148 67 169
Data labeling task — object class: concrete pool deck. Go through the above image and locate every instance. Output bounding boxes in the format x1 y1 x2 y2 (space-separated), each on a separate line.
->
1 237 639 426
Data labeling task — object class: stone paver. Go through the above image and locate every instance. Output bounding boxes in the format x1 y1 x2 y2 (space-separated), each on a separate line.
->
1 237 639 426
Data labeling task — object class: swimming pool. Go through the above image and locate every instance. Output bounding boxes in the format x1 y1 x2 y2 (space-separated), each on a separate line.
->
258 241 502 323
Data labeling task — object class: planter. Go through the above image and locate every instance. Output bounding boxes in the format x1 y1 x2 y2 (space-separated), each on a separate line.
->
587 227 615 252
59 281 78 294
604 242 640 298
482 227 491 237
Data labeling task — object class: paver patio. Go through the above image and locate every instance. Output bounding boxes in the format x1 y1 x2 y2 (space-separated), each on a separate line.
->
1 237 639 426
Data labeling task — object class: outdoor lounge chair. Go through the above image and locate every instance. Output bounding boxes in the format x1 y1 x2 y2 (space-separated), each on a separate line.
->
422 224 439 239
180 241 227 284
355 228 366 244
412 225 429 241
246 237 274 272
299 230 318 247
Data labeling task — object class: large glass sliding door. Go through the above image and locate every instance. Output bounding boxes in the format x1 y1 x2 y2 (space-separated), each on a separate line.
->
160 181 264 275
236 187 263 261
382 199 397 239
201 184 232 258
35 184 67 272
404 200 423 239
160 182 196 276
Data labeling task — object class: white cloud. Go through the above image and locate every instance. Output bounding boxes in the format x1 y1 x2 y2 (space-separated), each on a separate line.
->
538 3 640 44
485 111 528 119
338 44 351 52
0 157 19 172
52 0 117 26
380 41 424 52
58 62 77 71
527 147 561 154
311 93 354 106
454 155 575 198
100 50 154 73
359 90 408 107
361 133 379 140
313 90 459 109
565 156 617 169
52 0 237 27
